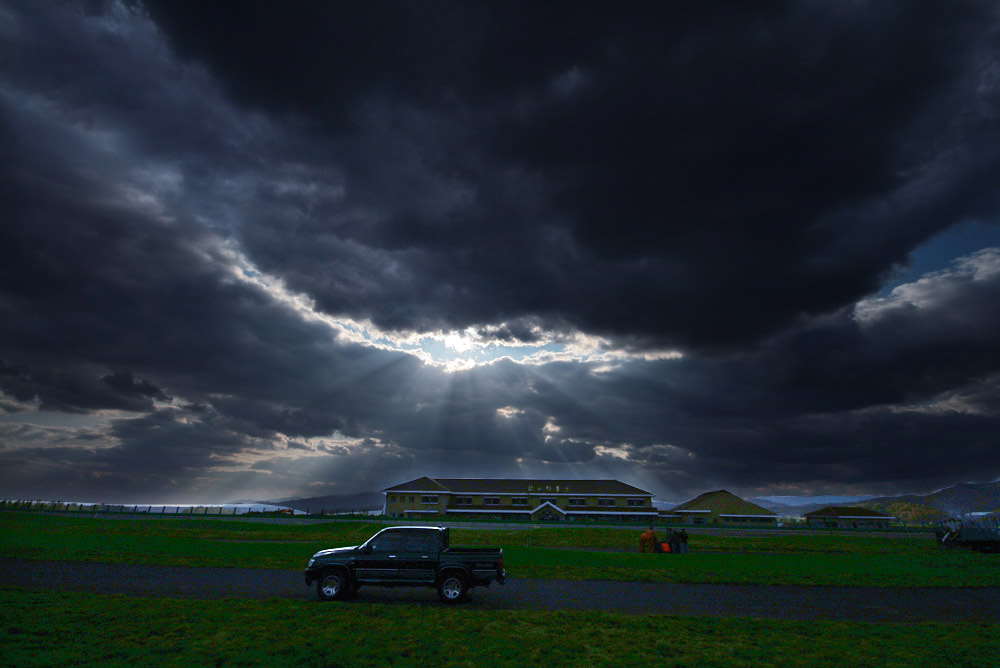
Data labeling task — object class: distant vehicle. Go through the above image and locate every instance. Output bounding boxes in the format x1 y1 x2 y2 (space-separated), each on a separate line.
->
304 526 506 603
936 520 1000 553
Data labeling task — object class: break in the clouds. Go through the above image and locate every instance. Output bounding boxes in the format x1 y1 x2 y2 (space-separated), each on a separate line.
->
1 1 999 503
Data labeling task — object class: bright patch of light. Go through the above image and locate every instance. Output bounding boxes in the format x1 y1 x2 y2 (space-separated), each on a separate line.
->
444 328 478 353
496 406 524 419
855 247 1000 323
220 246 684 372
594 445 631 461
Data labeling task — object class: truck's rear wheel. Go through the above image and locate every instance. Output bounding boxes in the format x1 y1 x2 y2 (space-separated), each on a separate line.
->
317 569 348 601
438 573 468 603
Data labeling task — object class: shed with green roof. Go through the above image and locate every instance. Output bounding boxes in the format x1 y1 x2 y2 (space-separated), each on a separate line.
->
667 489 778 526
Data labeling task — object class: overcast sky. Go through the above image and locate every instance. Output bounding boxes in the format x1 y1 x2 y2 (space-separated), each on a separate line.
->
2 1 1000 504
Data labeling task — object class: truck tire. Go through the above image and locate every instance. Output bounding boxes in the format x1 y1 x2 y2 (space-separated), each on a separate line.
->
437 572 468 603
317 568 349 601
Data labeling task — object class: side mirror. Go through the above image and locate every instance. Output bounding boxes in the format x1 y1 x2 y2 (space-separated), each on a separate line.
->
362 545 373 554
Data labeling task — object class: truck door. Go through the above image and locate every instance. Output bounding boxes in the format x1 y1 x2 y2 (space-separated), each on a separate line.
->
397 530 438 583
354 530 407 582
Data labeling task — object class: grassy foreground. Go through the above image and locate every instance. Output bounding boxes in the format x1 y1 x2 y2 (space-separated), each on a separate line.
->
2 587 999 668
4 512 1000 587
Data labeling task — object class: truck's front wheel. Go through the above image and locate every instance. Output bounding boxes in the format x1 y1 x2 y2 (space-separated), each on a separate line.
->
317 569 348 601
438 573 468 603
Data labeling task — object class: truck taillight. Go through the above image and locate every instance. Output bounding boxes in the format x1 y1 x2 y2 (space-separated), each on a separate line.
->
497 556 503 570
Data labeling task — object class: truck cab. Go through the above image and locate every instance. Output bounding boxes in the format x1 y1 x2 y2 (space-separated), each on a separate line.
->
305 526 505 603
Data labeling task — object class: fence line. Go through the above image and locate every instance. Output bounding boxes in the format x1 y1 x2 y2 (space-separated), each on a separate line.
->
0 499 384 518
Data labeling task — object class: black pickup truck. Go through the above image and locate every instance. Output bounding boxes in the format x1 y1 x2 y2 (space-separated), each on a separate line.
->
304 526 505 603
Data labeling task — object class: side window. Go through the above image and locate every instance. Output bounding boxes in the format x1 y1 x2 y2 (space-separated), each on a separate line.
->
371 532 406 552
404 532 435 553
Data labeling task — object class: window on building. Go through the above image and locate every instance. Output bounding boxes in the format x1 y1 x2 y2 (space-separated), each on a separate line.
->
569 498 587 506
420 496 438 504
627 498 646 507
598 498 615 506
511 497 528 506
454 497 472 505
484 497 500 506
408 496 414 503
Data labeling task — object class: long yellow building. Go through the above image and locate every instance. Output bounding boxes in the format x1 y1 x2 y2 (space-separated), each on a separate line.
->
383 477 657 522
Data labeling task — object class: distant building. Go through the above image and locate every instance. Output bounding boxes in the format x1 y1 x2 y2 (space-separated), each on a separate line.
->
661 489 778 525
383 477 657 522
803 506 893 529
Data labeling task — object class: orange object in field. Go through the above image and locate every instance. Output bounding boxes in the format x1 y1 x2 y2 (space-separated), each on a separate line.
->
639 528 656 553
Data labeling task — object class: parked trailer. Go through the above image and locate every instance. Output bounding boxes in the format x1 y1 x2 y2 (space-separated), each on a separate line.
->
936 525 1000 553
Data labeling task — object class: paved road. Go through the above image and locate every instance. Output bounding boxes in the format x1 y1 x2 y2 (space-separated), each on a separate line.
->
4 558 999 622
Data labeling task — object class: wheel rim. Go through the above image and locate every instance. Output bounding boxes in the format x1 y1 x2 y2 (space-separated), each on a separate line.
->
441 577 462 599
321 574 342 597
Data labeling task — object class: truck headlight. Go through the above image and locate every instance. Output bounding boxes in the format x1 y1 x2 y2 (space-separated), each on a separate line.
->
307 557 316 568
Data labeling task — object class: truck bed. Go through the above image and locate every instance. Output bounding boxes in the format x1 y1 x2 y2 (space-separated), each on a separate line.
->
443 546 502 555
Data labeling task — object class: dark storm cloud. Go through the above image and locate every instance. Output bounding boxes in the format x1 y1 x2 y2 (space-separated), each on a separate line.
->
142 0 1000 352
2 1 999 502
102 371 169 401
434 251 1000 496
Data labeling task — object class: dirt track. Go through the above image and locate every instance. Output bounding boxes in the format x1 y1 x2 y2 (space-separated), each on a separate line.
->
4 558 1000 622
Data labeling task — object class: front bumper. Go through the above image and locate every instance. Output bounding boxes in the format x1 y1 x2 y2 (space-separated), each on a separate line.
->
304 568 320 586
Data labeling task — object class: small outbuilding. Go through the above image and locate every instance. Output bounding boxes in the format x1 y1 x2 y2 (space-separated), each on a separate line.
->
668 490 778 526
803 506 894 529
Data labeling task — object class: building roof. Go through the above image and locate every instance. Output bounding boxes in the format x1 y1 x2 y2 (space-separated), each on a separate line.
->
803 506 894 519
383 476 450 493
671 489 776 516
383 477 653 496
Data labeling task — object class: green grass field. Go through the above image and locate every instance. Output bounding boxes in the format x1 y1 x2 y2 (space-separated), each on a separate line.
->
3 512 999 587
3 511 1000 667
2 588 999 668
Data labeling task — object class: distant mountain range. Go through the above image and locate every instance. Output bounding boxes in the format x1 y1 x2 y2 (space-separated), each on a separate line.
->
754 494 874 507
246 479 1000 523
752 480 1000 523
751 498 871 517
257 491 385 514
